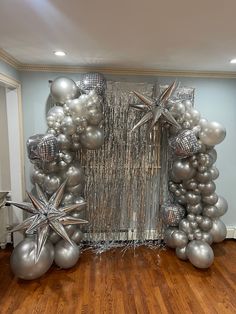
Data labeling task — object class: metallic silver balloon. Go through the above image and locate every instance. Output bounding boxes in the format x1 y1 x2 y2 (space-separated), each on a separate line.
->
67 97 89 121
10 237 54 280
80 126 104 150
176 246 188 260
161 203 185 226
169 102 186 118
186 192 201 205
48 230 61 244
47 106 65 122
202 193 218 205
163 227 178 248
169 130 200 158
79 72 106 95
172 230 188 248
172 160 196 181
87 108 103 126
64 224 77 237
65 162 84 187
203 205 219 219
201 232 213 245
209 166 219 180
54 239 80 269
186 240 214 268
61 116 76 136
44 174 61 195
57 134 71 150
215 196 228 217
188 108 201 125
66 183 84 194
31 167 45 186
179 219 193 234
199 121 226 146
210 219 227 243
182 178 197 190
199 217 213 231
200 181 216 196
208 149 217 164
61 192 74 206
195 171 212 183
50 77 77 104
187 203 202 215
71 228 84 244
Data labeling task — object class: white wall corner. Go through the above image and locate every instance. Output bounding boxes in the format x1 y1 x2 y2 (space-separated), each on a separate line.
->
226 226 236 239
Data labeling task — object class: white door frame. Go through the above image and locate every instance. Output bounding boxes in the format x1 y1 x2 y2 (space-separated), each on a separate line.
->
0 72 25 245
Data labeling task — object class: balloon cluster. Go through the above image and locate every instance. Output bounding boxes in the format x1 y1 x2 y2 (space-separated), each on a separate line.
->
164 98 227 269
8 73 106 280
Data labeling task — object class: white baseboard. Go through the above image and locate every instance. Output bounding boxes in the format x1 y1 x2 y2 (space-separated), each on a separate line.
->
226 227 236 239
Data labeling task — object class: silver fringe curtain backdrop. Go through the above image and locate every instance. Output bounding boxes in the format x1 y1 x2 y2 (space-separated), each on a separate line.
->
80 81 168 244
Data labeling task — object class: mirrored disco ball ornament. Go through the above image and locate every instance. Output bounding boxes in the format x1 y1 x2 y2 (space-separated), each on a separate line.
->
169 130 200 158
27 134 59 163
78 72 106 95
161 203 186 226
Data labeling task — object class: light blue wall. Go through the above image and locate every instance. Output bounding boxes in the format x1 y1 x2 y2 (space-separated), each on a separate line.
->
0 60 20 81
20 71 236 227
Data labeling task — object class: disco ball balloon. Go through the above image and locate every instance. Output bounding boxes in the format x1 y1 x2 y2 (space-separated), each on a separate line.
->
169 130 200 158
78 72 106 95
161 203 186 227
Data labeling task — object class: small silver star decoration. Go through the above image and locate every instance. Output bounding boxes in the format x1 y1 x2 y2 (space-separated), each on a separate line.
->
130 81 181 132
7 180 88 262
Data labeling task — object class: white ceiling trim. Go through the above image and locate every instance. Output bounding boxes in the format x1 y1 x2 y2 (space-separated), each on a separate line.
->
1 48 236 79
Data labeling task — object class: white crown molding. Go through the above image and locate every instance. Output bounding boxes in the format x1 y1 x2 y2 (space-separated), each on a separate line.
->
226 226 236 239
1 48 236 79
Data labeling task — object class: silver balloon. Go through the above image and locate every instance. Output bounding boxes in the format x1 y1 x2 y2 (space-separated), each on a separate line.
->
31 167 45 186
71 228 84 244
188 108 201 125
199 181 216 196
10 237 54 280
57 134 71 150
61 116 76 136
186 192 201 205
202 193 218 205
210 219 227 243
179 219 193 234
47 106 65 122
80 126 104 150
186 240 214 268
187 204 202 215
163 227 178 248
201 232 213 245
169 102 186 118
182 178 197 190
50 77 77 104
195 171 212 183
66 183 84 194
203 205 219 219
199 217 213 231
161 203 185 226
87 108 103 126
208 149 217 164
209 166 219 180
54 239 80 269
171 160 196 181
79 72 106 95
65 162 84 187
176 246 188 260
169 130 200 158
48 230 61 244
61 192 74 206
199 121 226 146
215 196 228 217
44 174 61 195
67 97 89 121
172 230 188 248
65 224 77 237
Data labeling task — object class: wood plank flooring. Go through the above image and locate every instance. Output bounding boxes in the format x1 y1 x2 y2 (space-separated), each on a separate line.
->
0 240 236 313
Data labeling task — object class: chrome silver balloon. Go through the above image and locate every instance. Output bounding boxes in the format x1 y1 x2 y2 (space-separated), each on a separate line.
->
61 116 76 136
176 246 188 260
54 239 80 269
199 121 226 146
80 126 104 150
179 219 192 234
10 237 54 280
44 174 61 195
203 205 219 219
202 193 218 205
201 232 213 245
57 134 71 150
199 217 213 232
50 77 77 104
210 219 227 243
163 227 178 248
172 230 188 248
214 196 228 217
71 228 84 244
171 160 196 181
65 162 84 187
186 240 214 269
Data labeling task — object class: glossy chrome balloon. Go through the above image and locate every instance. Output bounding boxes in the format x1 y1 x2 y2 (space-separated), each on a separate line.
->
50 77 77 104
215 196 228 217
80 126 104 150
202 193 218 205
172 230 188 248
172 160 196 181
199 217 213 232
199 121 226 146
54 239 80 269
61 116 76 136
210 219 227 243
10 237 54 280
65 162 84 187
186 240 214 269
176 246 188 260
163 227 178 248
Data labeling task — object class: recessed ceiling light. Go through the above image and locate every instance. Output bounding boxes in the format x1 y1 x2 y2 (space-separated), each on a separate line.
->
54 51 66 57
230 58 236 64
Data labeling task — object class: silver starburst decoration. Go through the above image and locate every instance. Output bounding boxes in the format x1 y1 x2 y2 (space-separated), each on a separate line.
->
7 180 88 262
130 81 181 132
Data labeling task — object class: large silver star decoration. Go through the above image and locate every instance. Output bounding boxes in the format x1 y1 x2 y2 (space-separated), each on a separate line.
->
7 180 88 262
130 81 181 132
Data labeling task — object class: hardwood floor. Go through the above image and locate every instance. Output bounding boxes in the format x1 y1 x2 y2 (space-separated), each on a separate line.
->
0 240 236 314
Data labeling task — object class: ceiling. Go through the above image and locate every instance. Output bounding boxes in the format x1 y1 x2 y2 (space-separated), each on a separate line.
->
1 0 236 72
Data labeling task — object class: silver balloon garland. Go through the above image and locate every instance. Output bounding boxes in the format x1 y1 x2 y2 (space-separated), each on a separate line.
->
130 82 227 269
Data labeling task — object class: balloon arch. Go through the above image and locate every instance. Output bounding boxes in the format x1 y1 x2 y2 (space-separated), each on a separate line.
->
6 74 227 279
